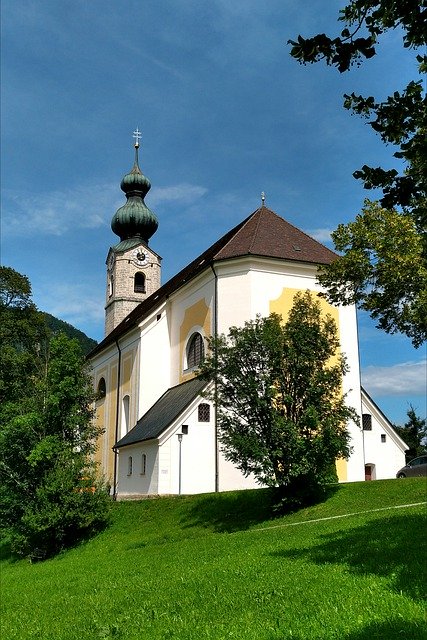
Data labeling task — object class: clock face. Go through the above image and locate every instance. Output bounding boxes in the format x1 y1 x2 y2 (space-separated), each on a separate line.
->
133 249 148 266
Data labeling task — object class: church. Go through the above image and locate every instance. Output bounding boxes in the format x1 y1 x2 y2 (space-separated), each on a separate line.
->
89 135 407 498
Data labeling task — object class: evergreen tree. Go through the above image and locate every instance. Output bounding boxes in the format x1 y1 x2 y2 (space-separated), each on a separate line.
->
394 406 427 462
0 267 109 560
201 291 357 511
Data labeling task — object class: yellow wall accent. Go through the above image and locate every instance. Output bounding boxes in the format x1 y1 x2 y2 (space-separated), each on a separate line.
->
94 400 105 467
336 458 348 482
270 287 339 327
107 363 118 483
270 287 347 481
179 298 211 383
270 287 341 366
94 348 136 485
122 353 133 394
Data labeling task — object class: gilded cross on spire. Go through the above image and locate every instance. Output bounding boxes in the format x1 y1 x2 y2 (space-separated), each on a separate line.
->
133 127 142 148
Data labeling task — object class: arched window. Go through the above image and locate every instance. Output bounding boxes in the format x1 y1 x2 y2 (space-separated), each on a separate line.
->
109 274 114 298
141 454 147 476
127 456 133 476
134 272 146 293
97 377 106 400
186 332 205 369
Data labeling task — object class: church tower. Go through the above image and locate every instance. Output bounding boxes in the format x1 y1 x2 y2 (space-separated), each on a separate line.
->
105 130 161 336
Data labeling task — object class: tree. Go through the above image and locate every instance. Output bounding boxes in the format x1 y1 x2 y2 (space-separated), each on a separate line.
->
0 266 49 407
288 1 427 347
318 201 427 346
200 291 357 511
393 406 427 462
0 268 109 560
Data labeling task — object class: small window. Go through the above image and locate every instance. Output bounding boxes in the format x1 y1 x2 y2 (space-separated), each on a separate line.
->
97 377 106 399
182 425 189 435
109 274 114 298
362 414 372 431
141 454 146 476
128 456 133 476
198 403 210 422
134 272 146 293
186 332 205 369
381 434 386 443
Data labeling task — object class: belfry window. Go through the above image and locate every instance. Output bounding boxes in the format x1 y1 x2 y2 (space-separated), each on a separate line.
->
186 332 205 369
134 272 146 293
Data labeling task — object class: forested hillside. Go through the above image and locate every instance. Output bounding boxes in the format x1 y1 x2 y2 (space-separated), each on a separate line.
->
43 313 97 354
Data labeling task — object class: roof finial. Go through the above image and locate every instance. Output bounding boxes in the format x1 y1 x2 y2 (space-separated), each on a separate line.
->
261 191 266 206
132 127 142 166
133 127 142 148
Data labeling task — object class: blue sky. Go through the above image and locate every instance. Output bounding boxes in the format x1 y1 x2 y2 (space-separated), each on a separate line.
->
1 0 425 426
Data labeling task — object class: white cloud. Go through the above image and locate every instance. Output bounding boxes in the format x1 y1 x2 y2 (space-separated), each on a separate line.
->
2 181 208 237
361 360 427 396
35 283 104 328
150 184 208 206
305 228 334 244
2 184 119 237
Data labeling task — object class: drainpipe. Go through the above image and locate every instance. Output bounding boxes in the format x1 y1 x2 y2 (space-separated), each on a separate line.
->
210 263 219 492
113 338 122 500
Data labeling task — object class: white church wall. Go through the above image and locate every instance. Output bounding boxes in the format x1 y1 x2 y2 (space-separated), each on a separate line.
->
215 263 252 334
117 441 159 497
249 259 321 318
159 399 216 495
337 304 364 482
138 302 171 417
218 451 260 492
361 393 407 480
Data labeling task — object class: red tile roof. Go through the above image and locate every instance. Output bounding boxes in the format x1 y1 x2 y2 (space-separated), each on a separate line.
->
214 207 336 264
88 206 336 357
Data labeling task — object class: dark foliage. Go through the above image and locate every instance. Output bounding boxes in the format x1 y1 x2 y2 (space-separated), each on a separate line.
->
43 312 97 355
201 292 356 511
0 267 109 560
393 405 427 461
289 1 427 346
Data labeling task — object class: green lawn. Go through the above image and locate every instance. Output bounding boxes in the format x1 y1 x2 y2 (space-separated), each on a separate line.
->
1 479 426 640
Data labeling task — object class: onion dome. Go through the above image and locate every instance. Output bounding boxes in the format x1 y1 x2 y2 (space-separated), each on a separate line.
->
111 131 158 244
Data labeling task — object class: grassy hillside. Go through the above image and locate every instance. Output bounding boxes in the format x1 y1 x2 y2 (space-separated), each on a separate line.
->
1 479 426 640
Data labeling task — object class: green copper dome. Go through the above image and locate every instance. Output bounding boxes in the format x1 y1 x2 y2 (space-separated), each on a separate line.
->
111 145 158 244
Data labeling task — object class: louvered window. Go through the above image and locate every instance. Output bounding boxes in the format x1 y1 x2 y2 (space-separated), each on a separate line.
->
134 272 146 293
